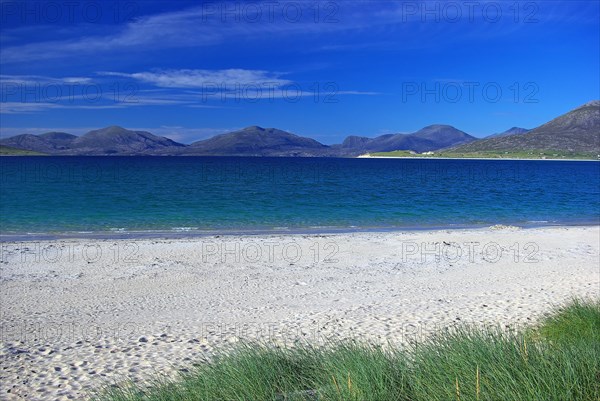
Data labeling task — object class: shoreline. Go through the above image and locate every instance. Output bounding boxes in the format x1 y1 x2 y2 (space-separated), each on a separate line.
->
2 154 599 161
2 220 600 242
1 225 599 400
358 155 600 161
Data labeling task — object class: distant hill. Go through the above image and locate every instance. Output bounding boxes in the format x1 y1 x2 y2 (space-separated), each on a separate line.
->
38 132 78 146
0 126 185 155
179 126 329 156
336 125 476 155
486 127 530 138
67 126 185 155
450 101 600 154
0 132 74 153
410 125 477 149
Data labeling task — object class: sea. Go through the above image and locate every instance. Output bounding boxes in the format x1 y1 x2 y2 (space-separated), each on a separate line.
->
1 156 598 239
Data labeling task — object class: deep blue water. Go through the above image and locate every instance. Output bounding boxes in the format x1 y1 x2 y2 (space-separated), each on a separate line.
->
1 157 599 236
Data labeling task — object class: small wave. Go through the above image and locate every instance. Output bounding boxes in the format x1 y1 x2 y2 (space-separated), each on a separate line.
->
171 227 199 231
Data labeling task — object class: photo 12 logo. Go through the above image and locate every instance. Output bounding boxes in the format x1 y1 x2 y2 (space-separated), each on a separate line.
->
398 1 539 23
0 1 342 24
0 317 139 344
0 242 140 264
0 79 139 105
200 240 339 265
402 81 539 104
400 241 540 264
199 1 340 23
0 1 141 24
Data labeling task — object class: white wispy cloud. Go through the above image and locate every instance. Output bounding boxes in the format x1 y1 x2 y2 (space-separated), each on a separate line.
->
0 7 212 63
0 68 379 114
0 102 137 114
337 91 381 96
99 69 292 88
0 102 65 114
2 1 595 64
0 2 347 64
0 75 94 85
97 69 381 100
0 96 202 114
0 75 222 113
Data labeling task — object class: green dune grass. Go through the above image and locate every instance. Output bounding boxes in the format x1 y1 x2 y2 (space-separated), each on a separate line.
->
0 145 46 156
95 299 600 401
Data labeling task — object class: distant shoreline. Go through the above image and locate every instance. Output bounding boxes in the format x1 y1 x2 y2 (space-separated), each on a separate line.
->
1 153 598 161
358 155 600 162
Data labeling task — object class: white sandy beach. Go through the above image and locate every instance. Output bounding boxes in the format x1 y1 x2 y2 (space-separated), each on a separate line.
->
1 225 599 400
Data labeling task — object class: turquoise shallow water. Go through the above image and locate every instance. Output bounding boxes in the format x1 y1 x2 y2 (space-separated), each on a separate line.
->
0 157 598 237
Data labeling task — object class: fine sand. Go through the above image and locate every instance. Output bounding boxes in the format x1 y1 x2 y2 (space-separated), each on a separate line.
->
1 226 599 400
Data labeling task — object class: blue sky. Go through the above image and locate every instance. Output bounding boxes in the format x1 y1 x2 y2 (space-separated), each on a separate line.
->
1 0 598 144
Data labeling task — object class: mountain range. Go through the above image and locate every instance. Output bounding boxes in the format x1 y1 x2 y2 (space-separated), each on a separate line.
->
332 125 476 156
447 101 599 155
1 100 598 157
0 124 478 157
